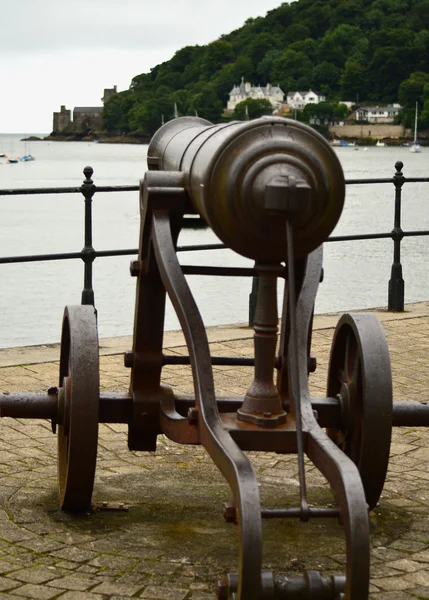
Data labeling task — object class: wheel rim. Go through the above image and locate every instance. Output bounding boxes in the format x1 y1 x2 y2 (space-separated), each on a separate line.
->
327 313 393 509
58 305 99 511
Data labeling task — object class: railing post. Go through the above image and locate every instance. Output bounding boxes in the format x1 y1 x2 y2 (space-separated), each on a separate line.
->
388 161 405 311
248 274 259 327
80 166 96 306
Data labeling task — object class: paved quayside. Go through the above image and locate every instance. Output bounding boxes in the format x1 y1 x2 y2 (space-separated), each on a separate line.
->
0 303 429 599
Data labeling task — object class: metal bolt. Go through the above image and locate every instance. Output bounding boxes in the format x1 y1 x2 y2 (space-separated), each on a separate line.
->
187 407 198 424
222 503 237 524
124 351 134 368
263 412 272 418
265 175 312 214
129 260 141 277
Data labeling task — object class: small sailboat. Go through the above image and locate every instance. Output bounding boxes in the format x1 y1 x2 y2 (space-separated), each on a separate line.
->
20 135 36 161
410 102 422 153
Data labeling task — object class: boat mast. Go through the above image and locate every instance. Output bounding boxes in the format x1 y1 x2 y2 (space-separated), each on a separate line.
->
414 101 418 144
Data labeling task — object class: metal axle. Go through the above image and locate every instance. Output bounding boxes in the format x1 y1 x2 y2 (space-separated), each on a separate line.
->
1 391 428 429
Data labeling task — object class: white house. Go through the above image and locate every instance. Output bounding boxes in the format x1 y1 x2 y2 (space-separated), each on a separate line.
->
352 105 402 124
287 90 326 109
227 79 284 111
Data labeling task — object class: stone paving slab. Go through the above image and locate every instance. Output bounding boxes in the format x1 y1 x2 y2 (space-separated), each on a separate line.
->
0 303 428 598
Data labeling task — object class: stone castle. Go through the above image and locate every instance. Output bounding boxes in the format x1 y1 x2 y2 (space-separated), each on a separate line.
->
52 86 117 134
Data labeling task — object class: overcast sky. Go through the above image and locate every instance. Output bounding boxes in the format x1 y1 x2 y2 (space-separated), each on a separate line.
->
0 0 285 133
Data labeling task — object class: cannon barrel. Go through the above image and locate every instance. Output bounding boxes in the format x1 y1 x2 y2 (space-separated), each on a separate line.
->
147 116 345 261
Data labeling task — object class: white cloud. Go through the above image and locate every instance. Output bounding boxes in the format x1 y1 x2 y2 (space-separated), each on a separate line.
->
0 0 284 132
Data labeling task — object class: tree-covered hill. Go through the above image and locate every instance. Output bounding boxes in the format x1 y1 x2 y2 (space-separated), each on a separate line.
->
103 0 429 135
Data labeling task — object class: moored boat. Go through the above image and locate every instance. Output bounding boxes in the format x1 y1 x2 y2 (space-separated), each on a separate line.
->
410 102 422 153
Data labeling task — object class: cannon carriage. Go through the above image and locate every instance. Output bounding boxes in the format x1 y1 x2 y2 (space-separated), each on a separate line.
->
1 116 429 599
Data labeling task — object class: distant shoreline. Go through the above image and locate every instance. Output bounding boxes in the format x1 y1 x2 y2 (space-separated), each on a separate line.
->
21 134 152 145
21 133 424 147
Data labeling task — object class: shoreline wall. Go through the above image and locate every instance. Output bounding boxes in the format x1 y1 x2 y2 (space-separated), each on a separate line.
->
329 124 406 139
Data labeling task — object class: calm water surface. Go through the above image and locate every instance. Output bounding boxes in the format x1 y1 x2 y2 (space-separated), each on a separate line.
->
0 133 428 348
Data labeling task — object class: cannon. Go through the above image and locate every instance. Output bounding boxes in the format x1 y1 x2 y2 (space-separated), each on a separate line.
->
3 116 429 599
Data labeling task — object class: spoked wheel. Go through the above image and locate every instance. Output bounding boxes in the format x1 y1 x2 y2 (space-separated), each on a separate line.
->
327 313 393 510
58 305 99 511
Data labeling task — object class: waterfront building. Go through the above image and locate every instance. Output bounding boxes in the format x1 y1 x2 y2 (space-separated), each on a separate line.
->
287 90 326 109
350 104 402 124
227 79 285 111
52 86 118 134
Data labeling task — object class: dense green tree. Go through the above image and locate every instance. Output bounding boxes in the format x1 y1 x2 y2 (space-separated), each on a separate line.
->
128 98 171 135
288 38 318 61
313 62 342 92
103 0 429 134
341 59 367 100
333 103 349 120
246 32 280 64
284 23 311 43
318 25 364 68
271 50 313 88
419 82 429 128
103 92 134 133
256 49 281 82
188 86 224 122
232 98 273 120
199 40 235 79
398 72 429 107
302 101 334 124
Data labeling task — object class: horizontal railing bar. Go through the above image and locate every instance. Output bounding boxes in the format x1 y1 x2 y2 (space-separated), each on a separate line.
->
395 177 429 183
327 230 429 242
1 176 428 198
1 230 428 265
0 187 82 196
0 185 140 196
0 243 227 264
0 252 84 264
345 177 429 184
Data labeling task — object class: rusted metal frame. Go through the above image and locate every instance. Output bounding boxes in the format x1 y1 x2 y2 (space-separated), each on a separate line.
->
261 507 339 519
6 389 429 430
278 247 370 600
151 209 263 600
128 172 186 451
237 263 287 428
285 222 309 517
182 265 271 277
224 571 346 599
163 355 256 367
0 391 58 419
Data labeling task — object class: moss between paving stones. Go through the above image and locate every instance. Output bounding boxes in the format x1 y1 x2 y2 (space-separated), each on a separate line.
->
4 456 413 586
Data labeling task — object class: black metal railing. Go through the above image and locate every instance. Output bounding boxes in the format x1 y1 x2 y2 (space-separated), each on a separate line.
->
1 162 428 329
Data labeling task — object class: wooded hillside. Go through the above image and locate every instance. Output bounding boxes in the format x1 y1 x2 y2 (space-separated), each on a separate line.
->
103 0 429 135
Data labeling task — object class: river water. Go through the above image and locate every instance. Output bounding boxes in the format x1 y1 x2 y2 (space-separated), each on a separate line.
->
0 133 428 349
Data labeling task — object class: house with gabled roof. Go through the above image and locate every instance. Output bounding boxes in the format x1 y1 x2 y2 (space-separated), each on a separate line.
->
350 104 402 124
227 78 284 111
287 90 326 109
